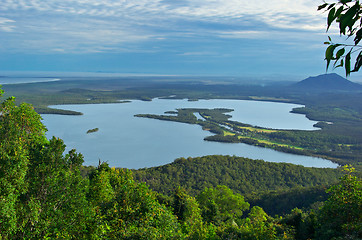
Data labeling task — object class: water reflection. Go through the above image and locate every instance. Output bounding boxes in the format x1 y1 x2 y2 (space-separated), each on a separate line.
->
42 99 337 169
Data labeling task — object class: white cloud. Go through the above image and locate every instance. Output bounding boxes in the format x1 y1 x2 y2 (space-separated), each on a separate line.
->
216 30 265 39
0 17 16 32
1 0 325 26
0 0 328 53
179 51 215 56
18 17 158 53
165 0 325 30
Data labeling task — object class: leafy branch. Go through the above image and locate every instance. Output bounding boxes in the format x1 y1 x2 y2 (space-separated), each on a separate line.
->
319 0 362 75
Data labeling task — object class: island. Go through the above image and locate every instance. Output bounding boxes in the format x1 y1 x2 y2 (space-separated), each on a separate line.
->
86 128 99 134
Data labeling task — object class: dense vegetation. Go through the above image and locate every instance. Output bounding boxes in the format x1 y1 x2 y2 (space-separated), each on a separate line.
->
133 155 341 200
132 155 342 216
1 87 361 239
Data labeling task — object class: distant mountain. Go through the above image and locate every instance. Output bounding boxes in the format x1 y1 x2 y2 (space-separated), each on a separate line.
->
290 73 362 92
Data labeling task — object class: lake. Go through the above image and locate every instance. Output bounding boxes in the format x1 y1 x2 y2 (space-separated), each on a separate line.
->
42 99 338 169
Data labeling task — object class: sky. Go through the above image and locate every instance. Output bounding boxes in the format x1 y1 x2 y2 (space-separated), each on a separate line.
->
1 0 362 81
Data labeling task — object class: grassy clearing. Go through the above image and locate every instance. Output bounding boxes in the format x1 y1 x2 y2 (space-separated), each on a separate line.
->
224 122 277 133
223 131 235 136
239 135 304 150
235 126 278 133
223 130 304 150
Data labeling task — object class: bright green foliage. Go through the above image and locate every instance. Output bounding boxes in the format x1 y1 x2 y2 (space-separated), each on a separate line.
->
316 165 362 239
88 163 183 239
238 206 278 239
172 187 215 239
0 93 92 239
16 137 92 239
0 96 47 238
88 163 115 208
197 185 250 226
217 206 286 240
319 0 362 75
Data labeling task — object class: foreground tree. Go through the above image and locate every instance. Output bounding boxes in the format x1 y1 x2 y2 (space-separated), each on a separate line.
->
16 138 93 239
319 0 362 75
172 187 216 239
88 163 183 239
316 165 362 239
197 185 250 226
0 90 92 239
0 94 47 237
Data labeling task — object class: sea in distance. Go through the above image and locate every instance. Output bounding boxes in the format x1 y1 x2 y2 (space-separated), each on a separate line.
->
0 71 177 84
0 77 61 84
41 98 338 169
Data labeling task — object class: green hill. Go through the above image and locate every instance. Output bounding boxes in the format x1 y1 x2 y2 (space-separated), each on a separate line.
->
133 155 341 196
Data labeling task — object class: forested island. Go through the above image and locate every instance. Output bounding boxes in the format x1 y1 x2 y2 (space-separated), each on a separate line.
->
86 128 99 134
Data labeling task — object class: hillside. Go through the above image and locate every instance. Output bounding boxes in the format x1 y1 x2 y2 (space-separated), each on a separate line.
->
133 155 341 196
132 155 343 215
290 73 362 92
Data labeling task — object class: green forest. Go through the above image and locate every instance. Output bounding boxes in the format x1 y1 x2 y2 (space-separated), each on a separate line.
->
0 86 361 239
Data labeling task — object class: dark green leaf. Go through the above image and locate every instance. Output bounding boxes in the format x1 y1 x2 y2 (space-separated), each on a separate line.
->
353 28 362 45
325 45 337 70
339 3 359 35
335 6 345 19
345 51 351 76
341 0 352 5
336 48 345 59
327 3 336 10
318 3 328 11
352 51 362 72
327 7 336 30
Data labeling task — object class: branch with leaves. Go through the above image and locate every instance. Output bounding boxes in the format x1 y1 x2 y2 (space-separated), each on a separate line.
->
319 0 362 76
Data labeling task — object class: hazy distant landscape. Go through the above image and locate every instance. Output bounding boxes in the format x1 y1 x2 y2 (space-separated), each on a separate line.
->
2 72 362 170
1 1 361 239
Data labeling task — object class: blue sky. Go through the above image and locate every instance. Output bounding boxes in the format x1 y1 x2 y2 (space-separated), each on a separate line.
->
1 0 361 81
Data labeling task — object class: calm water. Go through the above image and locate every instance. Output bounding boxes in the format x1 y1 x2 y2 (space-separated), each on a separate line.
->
0 77 61 84
42 99 338 169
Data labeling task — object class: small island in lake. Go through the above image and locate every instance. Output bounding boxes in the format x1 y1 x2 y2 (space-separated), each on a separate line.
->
86 128 99 134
